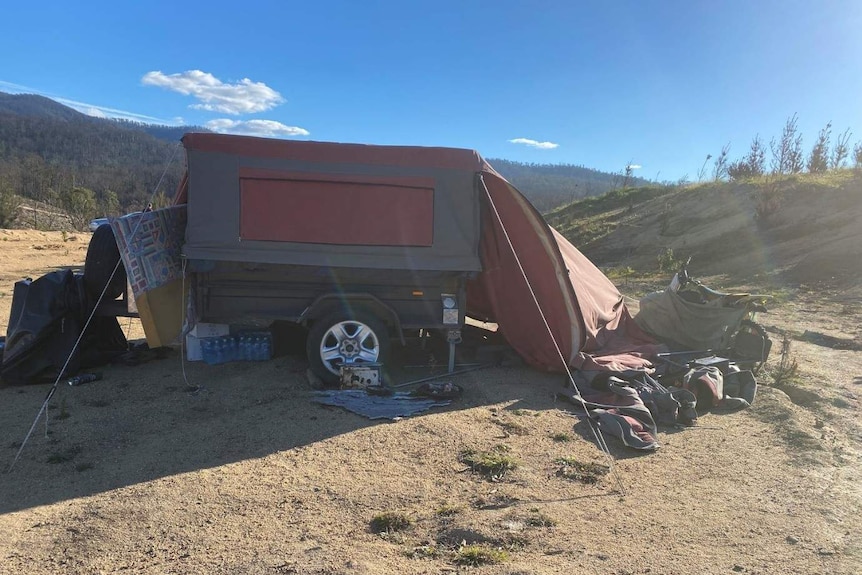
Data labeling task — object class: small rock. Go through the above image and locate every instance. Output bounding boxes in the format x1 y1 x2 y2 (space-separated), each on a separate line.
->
732 566 744 572
786 536 799 544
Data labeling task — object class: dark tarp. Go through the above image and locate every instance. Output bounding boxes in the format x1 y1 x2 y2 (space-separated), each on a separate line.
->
1 271 127 385
635 288 749 351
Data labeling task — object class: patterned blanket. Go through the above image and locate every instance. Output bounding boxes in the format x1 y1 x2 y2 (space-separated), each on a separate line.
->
110 206 188 298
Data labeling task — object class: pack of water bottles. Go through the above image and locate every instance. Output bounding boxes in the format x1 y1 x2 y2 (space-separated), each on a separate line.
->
200 331 272 365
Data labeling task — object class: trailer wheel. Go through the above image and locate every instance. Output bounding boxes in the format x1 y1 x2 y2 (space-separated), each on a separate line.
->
84 224 126 300
306 310 390 385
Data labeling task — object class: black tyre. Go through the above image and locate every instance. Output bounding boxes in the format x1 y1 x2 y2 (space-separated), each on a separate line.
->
306 309 391 385
84 224 126 300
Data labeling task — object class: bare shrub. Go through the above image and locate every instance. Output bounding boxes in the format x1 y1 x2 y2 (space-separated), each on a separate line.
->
770 114 804 174
771 333 799 387
697 154 712 181
806 122 830 173
831 128 852 169
728 135 766 181
712 143 731 181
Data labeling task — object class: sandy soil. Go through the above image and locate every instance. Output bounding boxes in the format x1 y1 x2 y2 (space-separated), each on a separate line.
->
1 230 860 574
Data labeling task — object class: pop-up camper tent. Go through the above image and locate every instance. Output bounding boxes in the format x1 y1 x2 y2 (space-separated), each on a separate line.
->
175 133 658 376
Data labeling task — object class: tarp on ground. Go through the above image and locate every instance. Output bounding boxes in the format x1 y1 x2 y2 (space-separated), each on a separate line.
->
635 288 748 351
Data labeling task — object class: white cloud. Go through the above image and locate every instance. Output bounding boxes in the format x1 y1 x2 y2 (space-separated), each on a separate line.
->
56 98 175 124
205 118 310 138
82 106 107 118
508 137 559 149
628 164 642 170
0 79 37 92
142 70 284 115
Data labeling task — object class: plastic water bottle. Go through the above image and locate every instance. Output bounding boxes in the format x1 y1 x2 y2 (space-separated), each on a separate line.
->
251 334 258 360
225 336 234 363
262 334 271 361
216 337 226 364
245 334 253 361
67 373 102 386
201 338 213 364
249 335 259 361
229 335 238 362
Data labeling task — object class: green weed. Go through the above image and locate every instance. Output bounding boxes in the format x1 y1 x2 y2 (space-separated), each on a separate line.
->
494 418 529 436
525 508 557 528
435 504 461 517
459 446 518 481
555 457 609 484
369 512 411 534
454 545 509 566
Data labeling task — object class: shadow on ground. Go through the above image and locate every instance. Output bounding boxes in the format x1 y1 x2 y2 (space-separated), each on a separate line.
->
0 331 570 515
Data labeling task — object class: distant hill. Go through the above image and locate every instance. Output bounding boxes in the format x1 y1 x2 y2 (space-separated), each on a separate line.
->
113 120 209 143
1 91 642 223
488 158 650 212
0 92 90 122
0 92 200 214
0 92 206 140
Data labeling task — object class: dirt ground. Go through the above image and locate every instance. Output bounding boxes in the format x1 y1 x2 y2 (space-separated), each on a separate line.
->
1 229 861 574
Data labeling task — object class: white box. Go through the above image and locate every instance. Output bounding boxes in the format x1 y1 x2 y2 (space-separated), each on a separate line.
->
190 323 229 338
185 334 205 361
186 323 229 361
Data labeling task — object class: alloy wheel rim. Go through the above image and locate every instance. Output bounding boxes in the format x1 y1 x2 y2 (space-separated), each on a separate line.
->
319 320 380 375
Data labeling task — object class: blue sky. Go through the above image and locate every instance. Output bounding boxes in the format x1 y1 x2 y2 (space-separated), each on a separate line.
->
1 0 860 180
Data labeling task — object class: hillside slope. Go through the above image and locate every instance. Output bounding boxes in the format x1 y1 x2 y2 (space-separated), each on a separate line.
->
546 171 862 286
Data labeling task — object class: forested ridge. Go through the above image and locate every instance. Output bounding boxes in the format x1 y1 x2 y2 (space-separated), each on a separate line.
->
0 91 634 228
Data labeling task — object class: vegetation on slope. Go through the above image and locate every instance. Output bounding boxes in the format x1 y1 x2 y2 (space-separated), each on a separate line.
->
547 170 862 285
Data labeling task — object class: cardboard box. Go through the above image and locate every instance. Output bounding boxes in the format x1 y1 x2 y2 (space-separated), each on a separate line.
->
185 334 205 361
186 323 229 361
190 323 229 338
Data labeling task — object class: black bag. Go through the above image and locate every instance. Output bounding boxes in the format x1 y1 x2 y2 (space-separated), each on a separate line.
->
731 320 772 364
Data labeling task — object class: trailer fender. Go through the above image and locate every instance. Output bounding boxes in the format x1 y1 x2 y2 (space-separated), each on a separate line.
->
299 293 406 346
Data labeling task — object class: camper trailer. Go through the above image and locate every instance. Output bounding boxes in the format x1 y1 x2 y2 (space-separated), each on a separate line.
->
179 134 486 383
